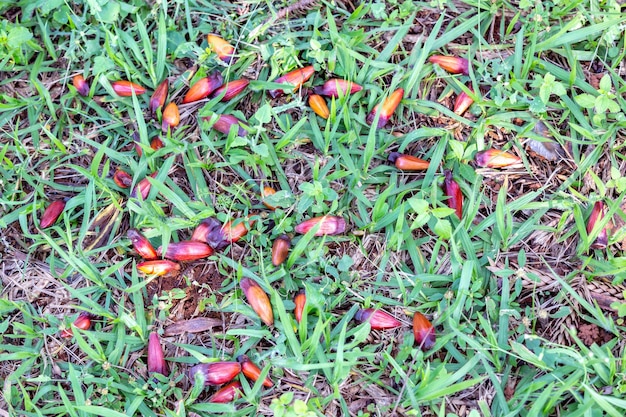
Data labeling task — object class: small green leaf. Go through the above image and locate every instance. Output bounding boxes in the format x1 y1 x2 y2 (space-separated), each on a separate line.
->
371 2 387 18
595 95 613 113
530 74 544 89
550 306 571 318
254 103 273 124
433 219 452 239
431 207 456 219
93 56 115 74
85 0 102 14
337 255 354 272
448 140 465 160
539 74 553 103
40 0 65 15
299 182 316 194
99 1 121 24
606 98 620 113
7 27 33 48
599 74 612 92
293 399 308 414
611 166 621 180
529 98 547 113
227 134 248 148
53 7 70 25
575 93 596 109
544 73 556 84
251 143 269 158
263 190 294 209
592 113 605 126
551 81 566 97
310 38 321 50
407 197 429 214
410 212 430 230
610 301 626 317
539 85 550 104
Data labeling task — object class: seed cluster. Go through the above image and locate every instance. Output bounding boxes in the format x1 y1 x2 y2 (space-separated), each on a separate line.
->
45 31 608 406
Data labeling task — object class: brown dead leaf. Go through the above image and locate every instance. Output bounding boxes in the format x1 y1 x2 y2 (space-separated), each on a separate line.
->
526 139 564 161
504 376 517 400
348 399 368 415
164 317 222 336
82 201 123 251
525 121 565 161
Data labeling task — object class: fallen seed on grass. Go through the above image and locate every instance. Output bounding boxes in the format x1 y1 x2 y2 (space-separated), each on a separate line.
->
182 72 223 104
587 201 608 249
308 94 329 119
211 79 249 101
294 290 306 324
40 199 66 229
453 85 474 115
191 217 222 243
443 170 463 219
130 172 158 200
60 312 93 338
111 80 146 96
366 88 404 128
237 355 273 387
209 381 242 403
388 152 429 171
189 361 241 386
203 216 256 250
269 66 315 98
159 240 214 261
294 215 346 236
261 186 277 210
271 234 291 266
127 229 158 260
474 149 521 168
413 312 436 351
428 55 470 75
209 114 247 136
313 78 363 97
161 102 180 132
241 278 273 326
73 74 89 96
137 260 180 276
355 308 402 330
207 34 235 63
113 169 133 188
150 137 165 151
147 332 168 375
150 79 169 114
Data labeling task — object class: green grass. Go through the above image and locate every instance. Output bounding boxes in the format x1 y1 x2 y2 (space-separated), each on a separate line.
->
2 0 626 416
